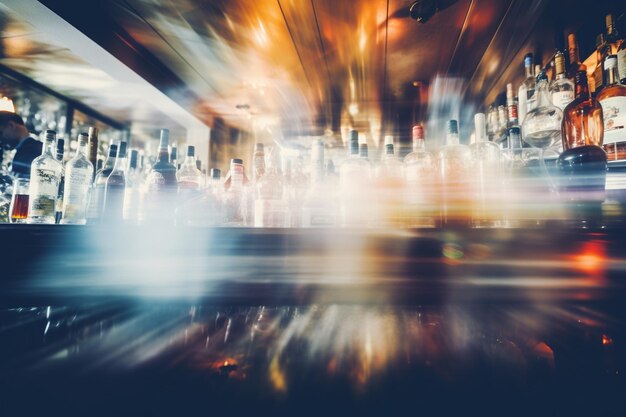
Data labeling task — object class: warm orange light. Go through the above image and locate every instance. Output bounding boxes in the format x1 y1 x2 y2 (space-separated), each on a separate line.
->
0 96 15 112
602 334 613 346
574 240 607 275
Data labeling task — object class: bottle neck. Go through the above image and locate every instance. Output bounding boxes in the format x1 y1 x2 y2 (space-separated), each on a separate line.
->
43 139 56 157
446 132 460 146
230 164 244 189
113 156 127 173
575 72 590 99
76 141 88 158
525 64 534 79
158 147 169 163
536 80 552 106
413 138 425 152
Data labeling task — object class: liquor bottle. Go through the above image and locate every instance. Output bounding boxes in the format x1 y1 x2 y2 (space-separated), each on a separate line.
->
470 113 502 228
566 33 586 81
604 14 621 54
302 139 337 227
144 129 178 223
618 35 626 84
438 120 471 226
593 33 611 94
123 149 141 223
506 83 519 127
223 158 246 226
340 129 373 226
254 146 288 227
61 133 93 224
550 51 575 110
522 71 563 150
88 143 117 222
252 143 265 182
597 55 626 162
404 125 436 227
559 70 606 206
27 130 63 224
177 145 203 193
519 53 536 123
359 143 369 160
101 141 127 222
170 145 178 170
87 127 99 182
55 138 65 223
176 166 224 227
374 141 404 227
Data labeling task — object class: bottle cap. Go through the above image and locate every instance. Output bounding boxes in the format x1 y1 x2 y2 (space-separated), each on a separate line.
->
254 143 264 152
78 132 89 144
506 83 514 99
524 53 533 67
187 145 195 157
231 158 243 165
118 141 127 158
555 52 566 74
412 125 424 140
349 129 358 143
56 138 65 153
606 14 614 30
536 70 548 82
171 146 177 160
108 144 118 157
210 168 221 179
474 113 486 141
446 120 459 135
88 126 98 138
385 143 394 155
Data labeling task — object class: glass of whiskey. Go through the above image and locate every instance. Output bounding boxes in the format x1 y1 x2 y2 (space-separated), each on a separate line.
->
9 178 30 223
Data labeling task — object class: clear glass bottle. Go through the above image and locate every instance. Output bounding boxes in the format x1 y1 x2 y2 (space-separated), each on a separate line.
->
175 167 224 227
123 149 142 223
597 55 626 162
177 145 203 193
88 143 117 222
223 158 246 226
302 139 337 227
340 129 373 227
102 141 127 222
27 130 63 224
518 53 536 124
144 129 178 224
438 120 471 226
376 143 404 180
254 146 288 227
87 127 99 182
252 143 265 182
54 138 65 223
374 142 405 227
470 113 502 228
522 71 563 150
550 51 575 110
61 133 93 224
404 125 436 227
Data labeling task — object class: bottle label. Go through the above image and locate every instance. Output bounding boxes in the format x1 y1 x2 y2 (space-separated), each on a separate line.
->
29 195 55 217
552 91 574 110
593 66 603 92
600 96 626 145
618 49 626 81
507 104 518 122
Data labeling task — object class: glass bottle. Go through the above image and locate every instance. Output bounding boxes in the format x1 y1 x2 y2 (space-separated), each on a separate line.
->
252 143 265 182
102 141 127 222
518 53 536 124
597 55 626 162
87 127 98 182
404 125 436 227
27 130 63 224
566 33 586 81
88 143 117 222
340 129 373 227
522 71 563 150
470 113 502 227
223 158 246 226
170 145 178 170
506 83 519 127
177 145 203 193
254 146 288 227
374 142 404 227
55 138 65 224
438 120 471 226
562 71 604 150
144 129 178 223
618 36 626 85
302 139 337 227
61 133 93 224
123 149 142 223
593 33 611 94
550 51 575 110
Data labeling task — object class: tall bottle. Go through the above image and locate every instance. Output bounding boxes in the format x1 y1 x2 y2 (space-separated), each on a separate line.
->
170 145 178 170
618 34 626 85
404 125 436 227
597 55 626 162
87 127 99 182
88 143 117 223
518 53 536 123
254 146 288 227
223 158 246 226
102 141 127 222
438 120 471 226
522 71 563 150
54 138 65 224
144 129 178 223
550 51 575 110
506 83 519 127
27 130 63 224
123 149 142 223
566 33 586 81
177 145 203 193
470 113 501 227
374 141 404 227
340 129 373 227
61 133 93 224
559 70 606 205
252 143 266 182
302 139 337 227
